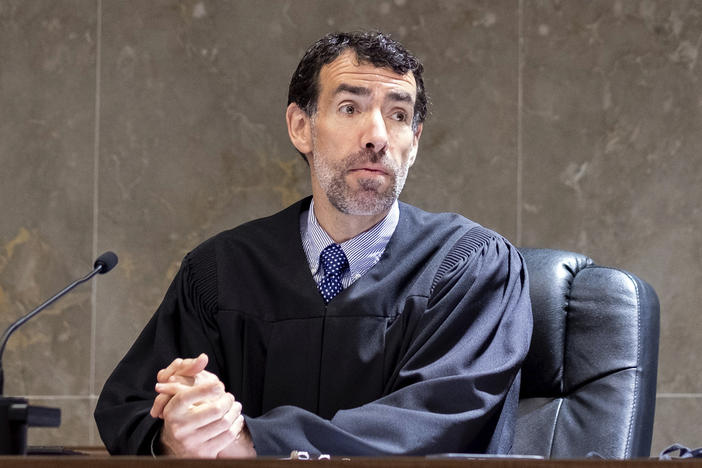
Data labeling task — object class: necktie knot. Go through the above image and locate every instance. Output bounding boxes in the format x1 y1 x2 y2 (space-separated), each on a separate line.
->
318 244 349 303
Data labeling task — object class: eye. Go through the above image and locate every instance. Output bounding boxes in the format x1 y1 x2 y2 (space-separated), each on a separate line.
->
339 104 356 115
391 111 408 122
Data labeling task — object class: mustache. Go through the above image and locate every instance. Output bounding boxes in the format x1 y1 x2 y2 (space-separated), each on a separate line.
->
344 148 392 170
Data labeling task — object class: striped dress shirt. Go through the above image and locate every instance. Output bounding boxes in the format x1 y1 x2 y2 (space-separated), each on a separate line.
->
300 198 399 288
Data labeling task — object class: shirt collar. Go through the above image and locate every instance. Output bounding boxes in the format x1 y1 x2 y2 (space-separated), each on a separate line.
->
301 198 399 280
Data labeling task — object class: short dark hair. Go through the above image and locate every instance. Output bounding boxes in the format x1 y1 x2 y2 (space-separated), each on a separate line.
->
288 31 428 131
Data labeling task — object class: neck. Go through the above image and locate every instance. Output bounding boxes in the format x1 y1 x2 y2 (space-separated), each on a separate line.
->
312 197 390 243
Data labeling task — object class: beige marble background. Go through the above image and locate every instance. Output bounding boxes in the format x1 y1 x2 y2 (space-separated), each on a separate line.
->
0 0 699 454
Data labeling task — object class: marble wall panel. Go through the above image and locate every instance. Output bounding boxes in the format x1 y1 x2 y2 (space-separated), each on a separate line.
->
522 1 702 390
0 0 96 404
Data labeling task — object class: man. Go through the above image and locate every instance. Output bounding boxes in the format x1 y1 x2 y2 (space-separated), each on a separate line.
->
95 31 532 458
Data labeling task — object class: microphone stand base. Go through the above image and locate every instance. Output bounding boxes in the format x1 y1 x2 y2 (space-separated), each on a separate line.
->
0 397 61 455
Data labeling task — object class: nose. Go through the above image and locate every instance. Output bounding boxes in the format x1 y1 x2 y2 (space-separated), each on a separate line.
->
361 110 388 153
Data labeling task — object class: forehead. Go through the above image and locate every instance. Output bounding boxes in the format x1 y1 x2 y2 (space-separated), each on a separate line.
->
318 50 417 99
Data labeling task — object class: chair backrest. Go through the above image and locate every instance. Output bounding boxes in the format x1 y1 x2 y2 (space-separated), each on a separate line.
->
512 248 660 459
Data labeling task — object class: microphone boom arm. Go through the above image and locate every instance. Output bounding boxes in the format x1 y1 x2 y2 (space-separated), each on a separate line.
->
0 253 116 395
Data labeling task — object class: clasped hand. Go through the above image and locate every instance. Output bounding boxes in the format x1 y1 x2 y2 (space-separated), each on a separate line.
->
150 353 255 458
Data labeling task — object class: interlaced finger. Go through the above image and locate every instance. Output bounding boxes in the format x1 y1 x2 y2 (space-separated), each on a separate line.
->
163 381 225 420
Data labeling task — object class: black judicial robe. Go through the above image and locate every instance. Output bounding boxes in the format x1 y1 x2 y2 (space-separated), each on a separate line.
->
95 197 533 456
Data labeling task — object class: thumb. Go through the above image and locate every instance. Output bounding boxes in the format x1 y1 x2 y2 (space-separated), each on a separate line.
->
176 353 209 377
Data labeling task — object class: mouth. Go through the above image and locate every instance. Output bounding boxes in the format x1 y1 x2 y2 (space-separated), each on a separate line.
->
349 166 389 176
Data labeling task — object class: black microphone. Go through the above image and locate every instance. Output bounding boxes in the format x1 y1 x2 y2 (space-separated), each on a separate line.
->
0 251 118 395
93 251 118 274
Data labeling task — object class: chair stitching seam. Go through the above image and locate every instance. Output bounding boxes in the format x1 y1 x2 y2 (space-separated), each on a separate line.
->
548 398 565 457
561 264 576 394
624 271 642 457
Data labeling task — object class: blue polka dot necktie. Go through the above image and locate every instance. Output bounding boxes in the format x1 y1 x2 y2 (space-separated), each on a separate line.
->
318 243 349 304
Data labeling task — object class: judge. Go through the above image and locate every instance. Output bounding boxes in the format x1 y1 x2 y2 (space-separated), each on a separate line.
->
95 30 533 458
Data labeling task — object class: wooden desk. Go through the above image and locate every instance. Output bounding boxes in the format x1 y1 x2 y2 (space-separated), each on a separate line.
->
0 457 699 468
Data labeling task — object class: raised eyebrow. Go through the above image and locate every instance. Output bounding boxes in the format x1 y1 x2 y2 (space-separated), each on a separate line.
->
333 84 371 97
332 84 414 107
387 90 414 104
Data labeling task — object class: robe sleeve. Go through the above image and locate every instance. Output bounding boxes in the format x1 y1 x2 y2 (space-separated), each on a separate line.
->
245 229 533 456
94 245 224 455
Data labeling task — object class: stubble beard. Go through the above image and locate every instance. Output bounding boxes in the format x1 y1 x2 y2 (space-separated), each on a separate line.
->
311 134 410 216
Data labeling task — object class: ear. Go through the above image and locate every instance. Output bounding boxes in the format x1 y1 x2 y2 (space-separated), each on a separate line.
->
407 122 423 167
286 103 313 155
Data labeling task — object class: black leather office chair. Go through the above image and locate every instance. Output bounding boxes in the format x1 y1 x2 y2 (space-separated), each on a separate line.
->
512 248 660 459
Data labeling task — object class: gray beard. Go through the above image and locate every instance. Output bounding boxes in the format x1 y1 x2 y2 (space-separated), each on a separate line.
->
312 146 409 216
